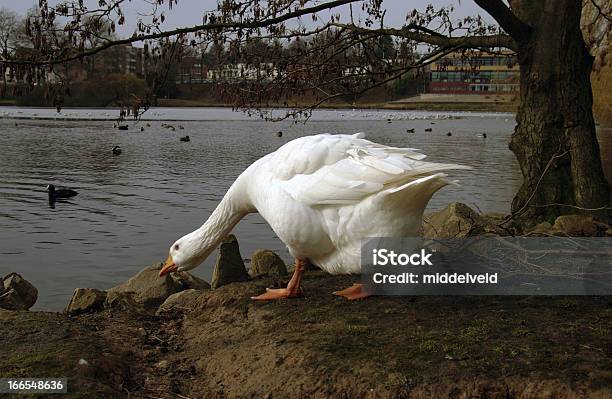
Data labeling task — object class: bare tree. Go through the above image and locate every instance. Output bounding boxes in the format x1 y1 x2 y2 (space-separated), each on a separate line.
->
0 8 20 58
0 0 609 224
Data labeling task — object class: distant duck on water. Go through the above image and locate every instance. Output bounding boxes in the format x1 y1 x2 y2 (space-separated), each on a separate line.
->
180 135 190 142
112 145 122 155
46 185 78 201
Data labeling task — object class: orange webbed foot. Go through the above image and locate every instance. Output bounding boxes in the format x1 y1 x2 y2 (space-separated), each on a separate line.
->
252 258 308 301
251 287 303 301
333 283 370 300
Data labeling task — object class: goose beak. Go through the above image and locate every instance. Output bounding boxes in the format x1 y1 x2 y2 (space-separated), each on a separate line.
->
159 254 178 277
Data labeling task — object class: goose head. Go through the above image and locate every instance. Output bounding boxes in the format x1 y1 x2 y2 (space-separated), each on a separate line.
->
158 179 250 277
159 229 218 276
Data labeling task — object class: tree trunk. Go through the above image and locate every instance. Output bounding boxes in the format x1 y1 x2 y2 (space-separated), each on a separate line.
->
509 0 610 224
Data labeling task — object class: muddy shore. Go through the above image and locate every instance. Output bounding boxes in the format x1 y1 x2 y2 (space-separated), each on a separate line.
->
2 267 611 398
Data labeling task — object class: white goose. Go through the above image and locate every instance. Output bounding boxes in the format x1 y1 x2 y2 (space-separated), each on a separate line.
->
159 132 469 300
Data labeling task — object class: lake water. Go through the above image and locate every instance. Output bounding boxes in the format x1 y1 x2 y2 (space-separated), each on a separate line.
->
0 107 610 310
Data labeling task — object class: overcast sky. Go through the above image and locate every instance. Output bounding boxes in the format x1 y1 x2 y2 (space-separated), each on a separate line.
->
0 0 496 37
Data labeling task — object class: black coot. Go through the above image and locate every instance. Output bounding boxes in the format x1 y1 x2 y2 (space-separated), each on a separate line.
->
46 185 78 201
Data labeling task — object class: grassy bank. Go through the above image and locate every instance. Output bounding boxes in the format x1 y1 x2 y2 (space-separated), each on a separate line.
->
1 270 610 398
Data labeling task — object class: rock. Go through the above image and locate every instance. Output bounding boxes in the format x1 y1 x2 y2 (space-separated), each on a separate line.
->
106 263 208 308
0 273 38 310
156 289 203 315
105 291 146 313
527 221 553 236
249 250 288 277
581 1 611 70
171 272 210 291
65 288 107 315
211 235 250 289
423 203 505 238
551 215 608 236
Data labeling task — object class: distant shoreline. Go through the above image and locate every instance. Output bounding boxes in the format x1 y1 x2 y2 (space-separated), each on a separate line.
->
156 98 518 113
0 98 518 114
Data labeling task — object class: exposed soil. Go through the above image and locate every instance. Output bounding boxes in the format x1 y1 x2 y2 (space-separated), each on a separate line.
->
1 270 611 398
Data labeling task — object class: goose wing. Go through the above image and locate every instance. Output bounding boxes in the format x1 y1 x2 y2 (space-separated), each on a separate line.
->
266 133 469 206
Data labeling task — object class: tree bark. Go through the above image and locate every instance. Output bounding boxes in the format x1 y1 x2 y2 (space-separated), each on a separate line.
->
508 0 611 224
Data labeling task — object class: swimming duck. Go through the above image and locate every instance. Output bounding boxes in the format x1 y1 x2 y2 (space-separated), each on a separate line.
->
112 146 122 155
406 128 415 133
159 133 468 300
46 185 78 201
180 136 190 142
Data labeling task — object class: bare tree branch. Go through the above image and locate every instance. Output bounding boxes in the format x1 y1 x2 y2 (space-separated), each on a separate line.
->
333 23 517 51
473 0 531 42
1 0 360 66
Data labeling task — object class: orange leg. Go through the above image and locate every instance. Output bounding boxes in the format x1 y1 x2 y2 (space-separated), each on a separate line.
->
251 258 306 300
333 283 370 300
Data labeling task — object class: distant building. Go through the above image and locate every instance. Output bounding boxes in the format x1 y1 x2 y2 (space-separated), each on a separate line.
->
86 44 145 79
176 59 278 84
175 56 207 84
427 51 519 94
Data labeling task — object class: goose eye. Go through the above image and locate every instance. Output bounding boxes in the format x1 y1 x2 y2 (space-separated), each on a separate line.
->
174 244 179 251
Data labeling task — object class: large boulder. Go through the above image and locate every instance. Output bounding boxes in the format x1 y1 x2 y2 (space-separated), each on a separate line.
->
106 263 210 308
65 288 107 315
249 249 288 278
211 235 250 289
0 273 38 310
423 203 507 238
